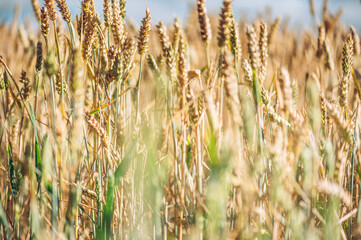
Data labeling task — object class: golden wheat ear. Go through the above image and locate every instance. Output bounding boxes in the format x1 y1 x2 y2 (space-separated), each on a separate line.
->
217 0 233 48
230 18 242 62
246 25 260 72
316 25 326 58
350 26 361 56
112 1 125 48
268 17 280 45
19 71 31 100
31 0 42 23
40 7 50 38
137 7 151 56
339 35 353 109
35 41 43 72
197 0 212 45
259 21 268 84
45 0 57 21
103 0 112 28
55 0 71 23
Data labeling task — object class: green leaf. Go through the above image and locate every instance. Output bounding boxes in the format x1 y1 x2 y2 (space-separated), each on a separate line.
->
0 201 11 239
98 138 137 239
114 138 137 186
35 138 42 185
102 173 115 239
28 102 38 139
89 87 133 115
252 72 261 107
201 65 207 73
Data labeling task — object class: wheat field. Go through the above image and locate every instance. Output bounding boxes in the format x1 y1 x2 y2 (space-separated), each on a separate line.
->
0 0 360 239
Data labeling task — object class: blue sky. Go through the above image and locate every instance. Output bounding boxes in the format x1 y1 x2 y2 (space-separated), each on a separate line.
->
0 0 360 30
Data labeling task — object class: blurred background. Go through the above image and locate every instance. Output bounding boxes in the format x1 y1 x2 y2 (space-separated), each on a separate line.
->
0 0 360 30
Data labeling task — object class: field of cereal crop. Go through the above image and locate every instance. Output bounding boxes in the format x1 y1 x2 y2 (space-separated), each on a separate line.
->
0 0 361 239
